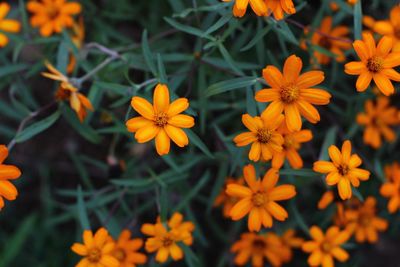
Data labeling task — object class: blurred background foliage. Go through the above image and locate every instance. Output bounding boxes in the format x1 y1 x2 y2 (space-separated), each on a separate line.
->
0 0 400 266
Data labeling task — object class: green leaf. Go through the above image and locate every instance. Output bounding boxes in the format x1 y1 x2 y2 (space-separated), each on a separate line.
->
205 77 257 97
186 129 214 158
164 17 213 40
142 30 157 76
353 0 363 40
318 126 337 160
217 42 244 76
204 13 232 36
77 186 91 230
15 111 61 143
279 169 320 178
0 64 28 78
181 244 200 267
241 23 273 52
157 53 168 84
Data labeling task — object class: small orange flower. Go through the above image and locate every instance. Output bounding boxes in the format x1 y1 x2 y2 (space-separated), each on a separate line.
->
343 197 388 243
380 162 400 213
372 6 400 52
255 55 331 131
344 33 400 95
265 0 296 20
222 0 268 18
0 3 21 47
71 228 119 267
272 122 313 169
214 177 244 218
302 226 350 267
0 145 21 210
42 61 93 122
141 212 195 263
27 0 81 37
112 230 147 267
233 113 284 162
126 84 195 156
226 165 296 231
313 140 370 200
356 96 399 148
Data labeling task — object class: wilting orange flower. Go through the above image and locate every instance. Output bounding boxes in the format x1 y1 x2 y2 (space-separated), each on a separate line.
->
231 232 290 267
67 17 85 74
372 6 400 52
112 230 147 267
313 140 370 200
222 0 268 18
343 197 388 243
71 228 119 267
226 165 296 231
0 145 21 210
126 84 195 156
380 162 400 213
27 0 81 37
255 55 331 132
0 3 21 47
356 96 399 148
265 0 296 20
306 16 351 65
42 61 93 122
233 113 284 162
272 122 313 169
141 212 195 263
302 226 350 267
214 177 244 218
344 33 400 95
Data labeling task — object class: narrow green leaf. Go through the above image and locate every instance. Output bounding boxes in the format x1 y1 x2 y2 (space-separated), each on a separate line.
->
141 30 157 76
186 129 214 158
353 0 362 40
205 77 257 97
15 111 60 143
0 64 28 78
77 186 91 230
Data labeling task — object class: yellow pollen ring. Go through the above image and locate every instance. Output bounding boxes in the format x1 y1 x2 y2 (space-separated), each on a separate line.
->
337 164 349 176
162 236 174 247
252 193 265 207
366 56 383 73
257 129 272 143
87 248 101 263
280 84 300 103
113 248 126 261
321 242 332 253
154 112 169 127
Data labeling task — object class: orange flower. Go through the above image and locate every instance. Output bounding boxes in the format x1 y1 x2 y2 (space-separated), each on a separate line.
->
27 0 81 37
226 165 296 231
255 55 331 132
71 228 119 267
0 3 21 47
372 6 400 52
272 122 313 169
214 177 244 218
343 197 388 243
0 145 21 210
141 212 195 263
356 96 399 148
126 84 195 156
317 191 335 210
112 230 147 267
313 140 370 200
278 229 304 264
302 226 350 267
222 0 268 18
265 0 296 20
344 33 400 95
42 61 93 122
233 113 284 162
380 162 400 213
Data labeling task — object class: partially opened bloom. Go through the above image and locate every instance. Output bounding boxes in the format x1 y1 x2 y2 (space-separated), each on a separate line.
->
112 230 147 267
222 0 268 18
126 84 195 156
226 165 296 231
0 3 21 47
42 61 93 122
302 226 350 267
233 113 284 162
214 177 244 218
313 140 370 200
356 96 399 148
27 0 81 37
343 197 388 243
141 212 194 263
272 122 313 169
0 145 21 210
380 162 400 213
344 33 400 95
372 6 400 52
71 228 119 267
265 0 296 20
255 55 331 131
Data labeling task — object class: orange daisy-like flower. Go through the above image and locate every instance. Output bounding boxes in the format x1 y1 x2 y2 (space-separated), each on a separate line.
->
302 226 350 267
380 162 400 213
372 6 400 52
272 122 313 169
233 113 284 162
222 0 268 18
141 212 195 263
356 96 399 148
255 54 331 132
265 0 296 20
344 33 400 95
42 61 93 122
226 165 296 231
112 230 147 267
313 140 370 200
126 84 195 156
214 177 244 218
26 0 81 37
0 3 21 47
0 145 22 210
71 228 119 267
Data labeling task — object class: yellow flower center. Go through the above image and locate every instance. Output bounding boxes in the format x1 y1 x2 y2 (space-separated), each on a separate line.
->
366 56 383 73
154 112 169 127
280 83 300 103
46 5 60 19
87 248 101 263
252 193 265 207
321 242 332 253
113 248 126 262
337 164 349 176
162 236 174 247
257 128 272 143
